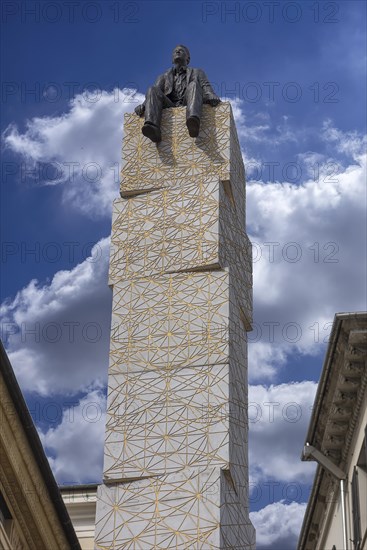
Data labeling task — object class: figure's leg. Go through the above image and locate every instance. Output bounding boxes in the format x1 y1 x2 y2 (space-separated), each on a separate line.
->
143 86 174 143
185 81 203 137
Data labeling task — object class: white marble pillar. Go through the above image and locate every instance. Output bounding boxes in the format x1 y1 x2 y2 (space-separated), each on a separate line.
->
94 103 255 549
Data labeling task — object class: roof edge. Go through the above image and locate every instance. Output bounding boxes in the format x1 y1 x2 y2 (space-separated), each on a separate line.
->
304 312 367 448
0 340 81 550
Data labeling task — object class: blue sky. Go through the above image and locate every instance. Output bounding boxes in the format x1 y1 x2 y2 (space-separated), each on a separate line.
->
1 1 366 548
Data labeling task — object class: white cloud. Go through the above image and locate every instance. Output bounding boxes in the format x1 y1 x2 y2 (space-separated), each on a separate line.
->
246 128 366 381
1 93 365 525
3 88 145 218
229 98 302 146
248 342 288 381
39 390 106 484
249 382 317 486
3 99 366 390
1 238 111 395
250 501 307 550
322 119 367 158
229 98 271 143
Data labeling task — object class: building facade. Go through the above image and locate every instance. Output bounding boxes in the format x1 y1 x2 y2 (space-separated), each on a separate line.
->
298 312 367 550
0 342 81 550
61 485 97 550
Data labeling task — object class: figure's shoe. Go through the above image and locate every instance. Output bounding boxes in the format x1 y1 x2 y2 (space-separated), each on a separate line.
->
142 122 161 143
186 116 200 138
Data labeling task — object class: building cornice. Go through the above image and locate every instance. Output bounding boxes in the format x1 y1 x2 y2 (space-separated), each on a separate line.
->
298 312 367 549
0 341 81 549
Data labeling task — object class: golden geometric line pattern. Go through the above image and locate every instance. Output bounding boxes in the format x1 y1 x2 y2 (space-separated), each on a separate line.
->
102 362 251 483
103 364 230 479
120 103 246 222
109 269 251 376
220 471 256 548
109 271 231 373
109 179 221 282
109 178 252 289
95 467 243 549
94 467 255 549
94 101 255 549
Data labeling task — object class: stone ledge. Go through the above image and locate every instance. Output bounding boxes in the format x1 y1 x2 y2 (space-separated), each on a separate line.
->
120 102 246 222
109 269 250 374
103 362 249 481
95 466 255 550
109 178 251 285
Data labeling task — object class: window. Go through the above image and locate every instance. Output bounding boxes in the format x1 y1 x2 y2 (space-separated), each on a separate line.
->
351 467 361 550
0 491 12 524
0 490 13 540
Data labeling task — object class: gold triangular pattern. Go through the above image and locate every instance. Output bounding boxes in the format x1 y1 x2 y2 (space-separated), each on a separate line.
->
95 102 255 549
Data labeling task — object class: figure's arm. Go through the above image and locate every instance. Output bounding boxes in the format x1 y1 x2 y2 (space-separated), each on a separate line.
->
197 69 221 106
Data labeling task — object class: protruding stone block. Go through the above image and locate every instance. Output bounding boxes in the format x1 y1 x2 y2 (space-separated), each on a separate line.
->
95 467 255 550
103 364 229 479
109 270 248 374
120 103 246 223
110 177 252 326
110 179 251 287
103 362 249 484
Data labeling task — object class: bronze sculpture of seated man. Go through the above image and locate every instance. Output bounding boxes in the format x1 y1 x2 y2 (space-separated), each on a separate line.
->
135 45 221 143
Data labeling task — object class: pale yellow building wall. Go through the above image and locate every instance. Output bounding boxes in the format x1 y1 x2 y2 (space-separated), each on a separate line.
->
319 498 345 549
346 390 367 548
317 389 367 550
0 361 79 550
61 487 96 550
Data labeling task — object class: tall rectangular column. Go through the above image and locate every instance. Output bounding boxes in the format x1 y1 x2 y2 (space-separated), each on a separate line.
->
94 103 255 549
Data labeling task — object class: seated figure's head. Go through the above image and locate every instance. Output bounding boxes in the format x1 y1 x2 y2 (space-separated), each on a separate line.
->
172 45 190 66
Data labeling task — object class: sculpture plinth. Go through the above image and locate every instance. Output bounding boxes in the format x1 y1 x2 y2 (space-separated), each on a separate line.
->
94 102 255 549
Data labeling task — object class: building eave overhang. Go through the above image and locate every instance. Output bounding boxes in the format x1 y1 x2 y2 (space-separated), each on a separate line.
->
0 340 81 549
297 312 367 550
